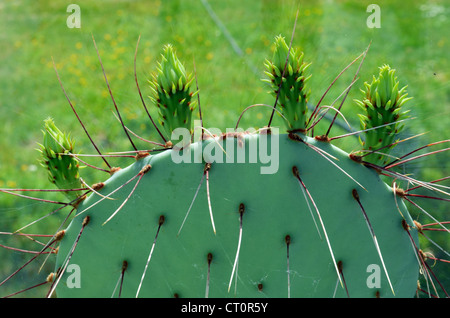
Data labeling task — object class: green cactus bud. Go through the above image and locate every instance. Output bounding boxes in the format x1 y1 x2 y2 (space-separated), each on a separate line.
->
38 118 82 203
355 65 412 165
263 35 311 133
149 44 197 143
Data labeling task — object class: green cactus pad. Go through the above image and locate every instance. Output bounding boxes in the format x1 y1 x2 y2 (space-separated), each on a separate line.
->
53 133 419 298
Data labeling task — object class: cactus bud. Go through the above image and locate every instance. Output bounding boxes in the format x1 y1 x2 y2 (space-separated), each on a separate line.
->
355 65 412 165
263 35 311 133
38 118 82 202
149 44 197 143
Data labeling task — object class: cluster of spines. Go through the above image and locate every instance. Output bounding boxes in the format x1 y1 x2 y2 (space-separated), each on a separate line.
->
263 35 311 133
148 44 198 142
354 64 412 165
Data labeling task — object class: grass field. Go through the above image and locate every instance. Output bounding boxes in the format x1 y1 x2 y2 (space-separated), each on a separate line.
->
0 0 448 297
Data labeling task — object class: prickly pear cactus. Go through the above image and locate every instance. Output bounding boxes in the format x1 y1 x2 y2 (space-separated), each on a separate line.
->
48 35 422 298
2 32 448 299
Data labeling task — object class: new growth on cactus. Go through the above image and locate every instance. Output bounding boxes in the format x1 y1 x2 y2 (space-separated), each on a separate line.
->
0 23 448 299
354 64 412 165
149 44 198 145
263 35 311 133
38 118 83 204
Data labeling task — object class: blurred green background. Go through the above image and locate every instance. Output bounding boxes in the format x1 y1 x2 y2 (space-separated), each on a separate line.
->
0 0 448 297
